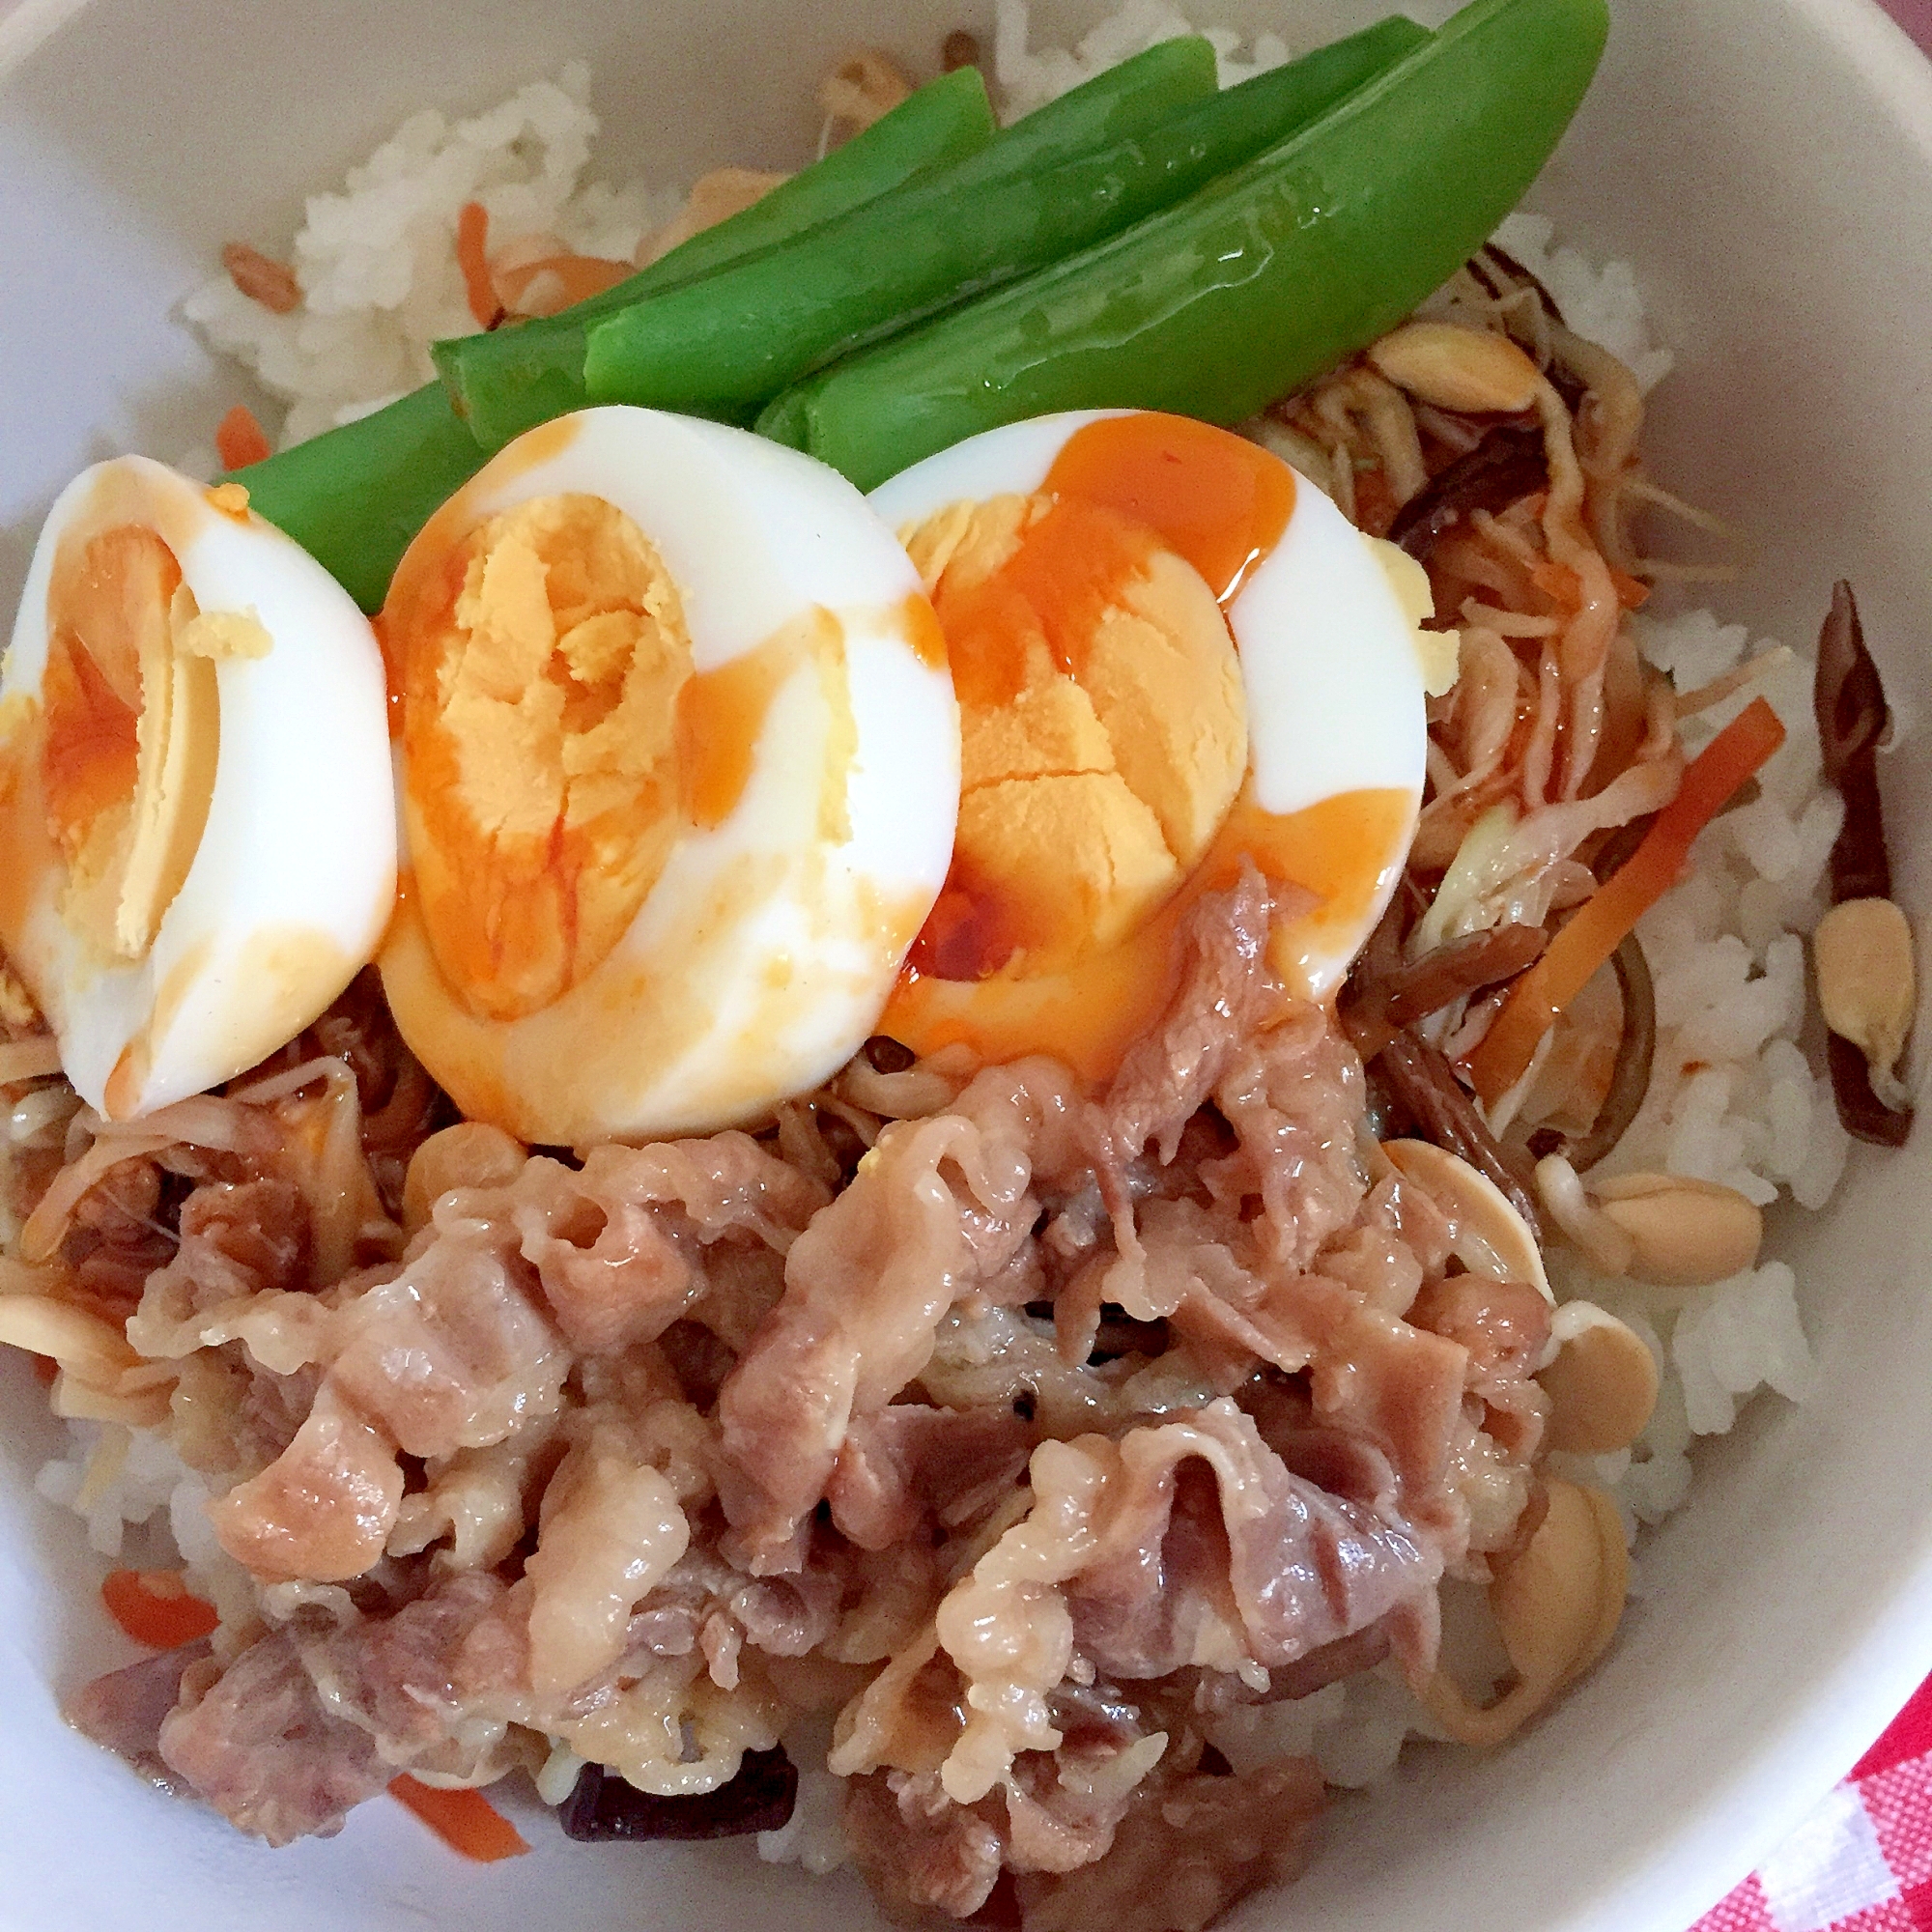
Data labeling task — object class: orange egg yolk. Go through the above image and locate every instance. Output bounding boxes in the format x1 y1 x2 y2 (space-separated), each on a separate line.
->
903 490 1247 980
390 489 856 1030
394 493 696 1023
34 524 223 963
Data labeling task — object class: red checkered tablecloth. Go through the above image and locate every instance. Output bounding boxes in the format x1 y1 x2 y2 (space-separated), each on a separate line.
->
1693 1678 1932 1932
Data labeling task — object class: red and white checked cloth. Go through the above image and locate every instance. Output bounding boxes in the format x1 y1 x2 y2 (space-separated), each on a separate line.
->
1692 1677 1932 1932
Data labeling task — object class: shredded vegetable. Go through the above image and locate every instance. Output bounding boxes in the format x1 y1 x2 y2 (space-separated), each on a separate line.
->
99 1569 220 1650
388 1775 529 1861
455 202 498 330
214 404 270 471
1465 696 1787 1103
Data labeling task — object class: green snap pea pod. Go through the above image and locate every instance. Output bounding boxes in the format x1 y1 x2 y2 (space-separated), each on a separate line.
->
451 39 1217 449
233 384 490 614
236 68 997 610
581 18 1424 419
759 0 1608 492
435 64 1003 451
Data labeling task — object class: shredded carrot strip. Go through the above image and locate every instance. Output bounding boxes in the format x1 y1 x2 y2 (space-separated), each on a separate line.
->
388 1776 529 1861
101 1568 220 1649
1610 567 1651 610
1464 696 1787 1104
496 252 634 319
456 202 499 329
214 404 271 472
1529 558 1583 611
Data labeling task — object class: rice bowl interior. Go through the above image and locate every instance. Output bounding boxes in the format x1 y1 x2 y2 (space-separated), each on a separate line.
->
2 1 1931 1928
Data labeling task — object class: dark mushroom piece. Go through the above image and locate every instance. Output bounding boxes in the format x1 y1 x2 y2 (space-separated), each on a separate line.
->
1814 582 1914 1148
558 1747 799 1842
1382 922 1549 1030
1371 1028 1545 1241
1389 423 1548 566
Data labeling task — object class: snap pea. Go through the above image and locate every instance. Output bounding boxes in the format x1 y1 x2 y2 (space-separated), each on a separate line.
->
234 67 997 610
581 19 1424 419
232 384 492 615
435 64 1001 451
453 39 1218 450
758 0 1608 492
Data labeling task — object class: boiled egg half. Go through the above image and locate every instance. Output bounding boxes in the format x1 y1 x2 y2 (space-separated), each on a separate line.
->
0 457 397 1118
377 406 959 1146
868 410 1438 1082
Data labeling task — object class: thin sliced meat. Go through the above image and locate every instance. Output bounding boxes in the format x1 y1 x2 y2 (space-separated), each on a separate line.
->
208 1385 403 1582
157 1630 390 1845
1407 1271 1551 1403
127 1178 325 1370
1104 865 1284 1164
1061 1401 1441 1681
827 1404 1032 1551
845 1768 1009 1921
507 1136 828 1353
299 1571 525 1773
717 1065 1068 1573
327 1223 568 1458
524 1435 691 1698
934 1402 1440 1804
1116 1198 1469 1544
1015 1760 1324 1932
65 1640 213 1794
1205 1003 1371 1274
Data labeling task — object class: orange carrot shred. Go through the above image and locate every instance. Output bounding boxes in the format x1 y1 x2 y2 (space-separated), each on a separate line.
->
388 1776 529 1862
215 404 271 472
456 201 499 329
495 251 634 319
101 1568 220 1649
1529 558 1583 611
1464 696 1788 1104
1610 567 1652 611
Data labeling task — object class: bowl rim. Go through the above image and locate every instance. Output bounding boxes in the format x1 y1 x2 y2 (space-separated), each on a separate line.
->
4 1 1932 1928
1568 4 1932 1914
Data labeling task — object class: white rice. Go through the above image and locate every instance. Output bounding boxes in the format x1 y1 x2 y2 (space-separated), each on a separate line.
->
1490 210 1676 394
182 62 677 453
753 1762 854 1878
991 0 1295 116
34 1 1879 1818
34 1418 186 1557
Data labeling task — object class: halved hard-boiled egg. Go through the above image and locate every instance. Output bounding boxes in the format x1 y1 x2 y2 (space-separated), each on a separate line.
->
868 410 1439 1082
378 406 958 1146
0 457 396 1119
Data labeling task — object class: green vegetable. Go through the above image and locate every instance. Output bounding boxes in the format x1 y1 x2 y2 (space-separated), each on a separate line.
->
232 384 487 614
581 20 1423 419
758 0 1608 491
436 64 1001 451
462 38 1220 447
235 67 998 610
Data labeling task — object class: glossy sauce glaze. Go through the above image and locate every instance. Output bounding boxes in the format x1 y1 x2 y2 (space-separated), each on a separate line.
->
888 786 1414 1083
914 413 1290 984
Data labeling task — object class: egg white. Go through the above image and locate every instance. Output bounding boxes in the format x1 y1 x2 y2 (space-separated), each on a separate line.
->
0 456 397 1118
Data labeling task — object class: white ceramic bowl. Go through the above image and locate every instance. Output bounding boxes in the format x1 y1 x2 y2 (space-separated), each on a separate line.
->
3 2 1931 1928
